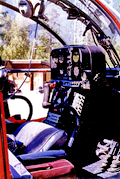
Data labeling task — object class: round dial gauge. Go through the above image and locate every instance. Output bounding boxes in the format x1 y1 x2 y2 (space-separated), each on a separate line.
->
73 52 79 62
74 66 79 77
59 56 64 63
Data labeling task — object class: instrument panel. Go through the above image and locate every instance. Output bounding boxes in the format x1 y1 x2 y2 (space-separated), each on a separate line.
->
50 45 106 87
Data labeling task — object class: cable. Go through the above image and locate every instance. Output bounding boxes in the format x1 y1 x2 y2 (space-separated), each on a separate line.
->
3 22 38 102
10 95 33 121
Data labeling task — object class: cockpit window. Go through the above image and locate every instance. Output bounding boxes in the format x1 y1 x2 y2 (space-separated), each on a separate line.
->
0 0 120 67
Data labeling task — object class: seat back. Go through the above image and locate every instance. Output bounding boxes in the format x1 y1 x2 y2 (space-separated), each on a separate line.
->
14 121 66 154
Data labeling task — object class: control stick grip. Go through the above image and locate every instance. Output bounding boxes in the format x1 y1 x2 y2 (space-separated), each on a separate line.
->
42 83 51 108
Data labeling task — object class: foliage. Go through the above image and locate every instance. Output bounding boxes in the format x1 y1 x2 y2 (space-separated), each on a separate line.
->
35 34 50 60
31 5 61 61
0 11 10 40
0 10 10 58
115 45 120 58
0 45 3 57
35 29 61 61
1 19 30 59
33 6 61 61
0 3 61 61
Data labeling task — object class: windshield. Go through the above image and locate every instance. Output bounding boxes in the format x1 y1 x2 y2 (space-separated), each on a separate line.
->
0 0 120 67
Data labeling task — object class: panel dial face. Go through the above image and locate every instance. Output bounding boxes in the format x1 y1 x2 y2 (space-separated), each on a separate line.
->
73 52 79 62
74 66 79 77
72 51 80 79
59 55 64 64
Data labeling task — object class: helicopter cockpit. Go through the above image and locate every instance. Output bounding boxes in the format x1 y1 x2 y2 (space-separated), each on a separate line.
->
0 0 120 178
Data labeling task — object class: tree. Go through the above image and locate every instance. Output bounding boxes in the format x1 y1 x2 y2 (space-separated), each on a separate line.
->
30 4 62 61
32 27 61 61
1 19 30 59
0 3 61 60
34 27 61 61
0 12 9 39
35 33 50 60
0 10 10 56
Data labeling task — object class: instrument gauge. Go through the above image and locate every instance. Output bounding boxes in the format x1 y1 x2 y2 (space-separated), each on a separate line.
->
60 69 64 75
59 55 64 64
74 66 79 77
73 52 79 62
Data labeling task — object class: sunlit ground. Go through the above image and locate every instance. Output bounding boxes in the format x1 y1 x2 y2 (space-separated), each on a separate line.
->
8 91 48 120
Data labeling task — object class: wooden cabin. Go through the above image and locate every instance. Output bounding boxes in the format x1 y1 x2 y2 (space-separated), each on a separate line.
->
2 60 51 92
